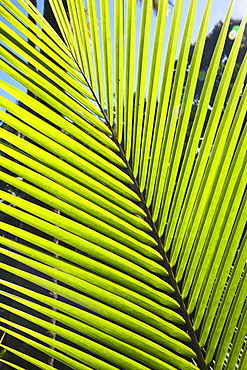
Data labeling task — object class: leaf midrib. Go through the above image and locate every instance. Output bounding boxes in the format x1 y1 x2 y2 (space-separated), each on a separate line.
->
66 49 207 370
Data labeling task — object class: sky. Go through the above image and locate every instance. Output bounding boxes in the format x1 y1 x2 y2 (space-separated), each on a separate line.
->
182 0 247 42
1 0 247 112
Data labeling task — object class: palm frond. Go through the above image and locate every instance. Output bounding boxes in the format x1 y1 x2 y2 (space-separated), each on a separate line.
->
1 0 246 369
